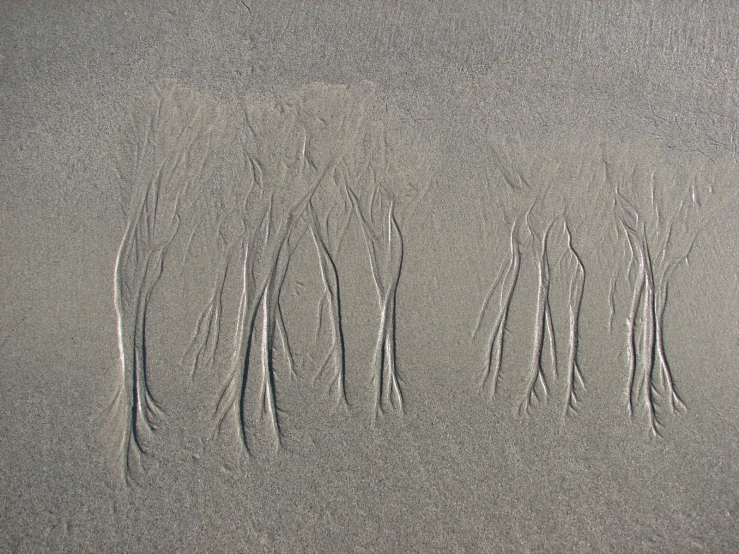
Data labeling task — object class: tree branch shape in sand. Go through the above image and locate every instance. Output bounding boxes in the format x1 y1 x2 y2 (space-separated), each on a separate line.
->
111 81 225 484
305 157 358 409
552 139 616 419
338 107 434 417
297 81 376 409
180 197 250 383
475 137 559 413
212 83 370 453
477 135 610 419
605 140 737 437
180 106 259 384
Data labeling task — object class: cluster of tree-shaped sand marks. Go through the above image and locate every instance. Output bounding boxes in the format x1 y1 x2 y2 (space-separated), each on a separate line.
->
473 135 736 429
108 80 436 484
108 80 737 485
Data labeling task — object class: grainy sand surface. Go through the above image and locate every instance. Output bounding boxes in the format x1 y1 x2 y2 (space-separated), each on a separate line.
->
2 2 738 551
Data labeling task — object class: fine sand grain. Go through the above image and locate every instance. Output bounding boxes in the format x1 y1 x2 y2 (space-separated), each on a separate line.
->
2 2 738 551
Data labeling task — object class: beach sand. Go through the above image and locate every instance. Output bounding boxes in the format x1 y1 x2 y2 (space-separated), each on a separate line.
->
2 2 738 551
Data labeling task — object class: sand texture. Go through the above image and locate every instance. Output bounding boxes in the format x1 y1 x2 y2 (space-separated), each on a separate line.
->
2 1 739 552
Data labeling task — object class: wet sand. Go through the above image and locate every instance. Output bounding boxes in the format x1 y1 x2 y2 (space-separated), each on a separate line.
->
2 2 738 551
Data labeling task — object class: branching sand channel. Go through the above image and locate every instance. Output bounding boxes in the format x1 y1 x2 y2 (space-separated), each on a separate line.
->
110 82 736 484
338 108 435 416
476 136 625 420
111 82 226 484
605 140 737 436
208 84 369 453
475 133 736 431
110 81 440 482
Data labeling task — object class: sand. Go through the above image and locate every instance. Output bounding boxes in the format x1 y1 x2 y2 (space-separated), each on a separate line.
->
2 1 738 551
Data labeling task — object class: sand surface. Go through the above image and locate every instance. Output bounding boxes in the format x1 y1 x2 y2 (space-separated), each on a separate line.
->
2 1 739 551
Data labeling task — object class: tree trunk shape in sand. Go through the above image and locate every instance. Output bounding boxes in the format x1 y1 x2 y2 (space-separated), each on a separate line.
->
616 198 687 436
473 215 522 399
308 196 351 409
349 192 404 414
519 214 558 415
339 107 435 417
212 83 369 452
477 135 606 419
112 81 224 484
607 139 737 436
